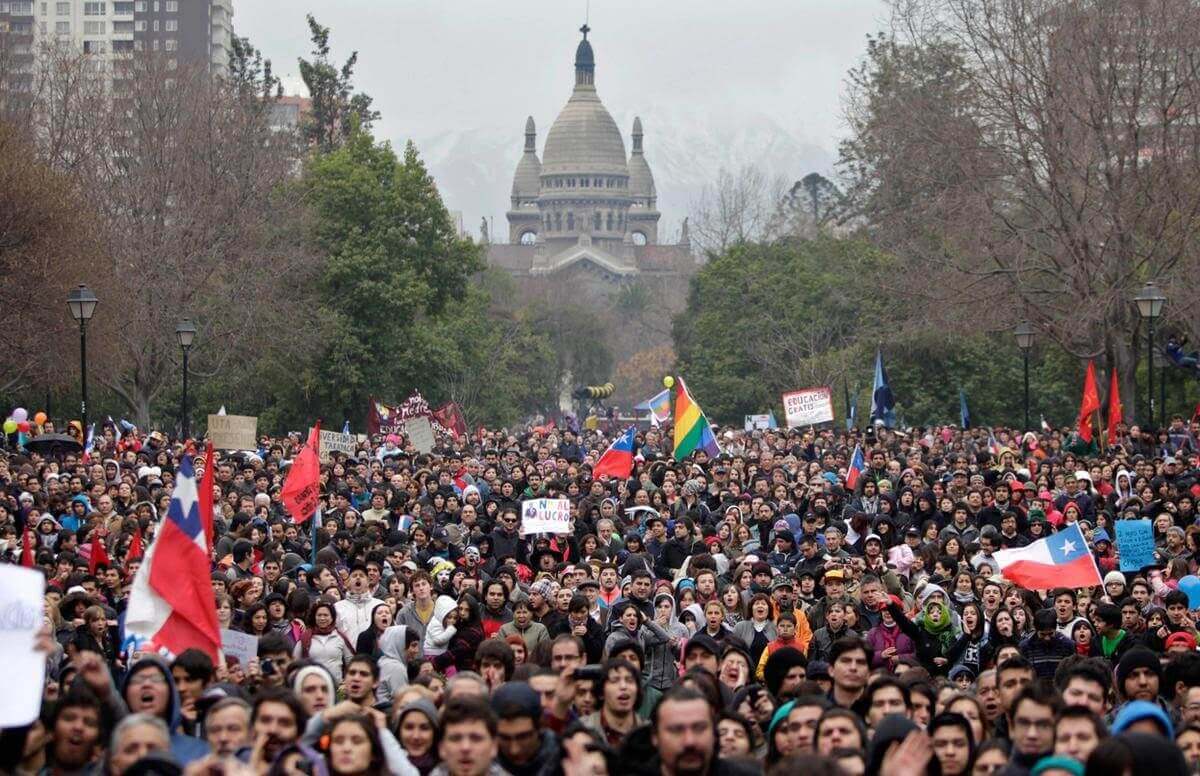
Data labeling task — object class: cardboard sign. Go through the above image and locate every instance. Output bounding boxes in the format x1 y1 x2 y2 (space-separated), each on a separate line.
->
405 416 435 454
520 498 571 535
220 628 259 668
0 565 45 726
208 414 258 450
311 428 357 463
744 414 772 431
783 387 835 428
1115 519 1156 572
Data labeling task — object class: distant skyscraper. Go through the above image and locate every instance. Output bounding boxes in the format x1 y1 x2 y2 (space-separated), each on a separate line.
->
9 0 234 73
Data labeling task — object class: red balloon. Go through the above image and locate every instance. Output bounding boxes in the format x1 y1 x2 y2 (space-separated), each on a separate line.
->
16 421 30 433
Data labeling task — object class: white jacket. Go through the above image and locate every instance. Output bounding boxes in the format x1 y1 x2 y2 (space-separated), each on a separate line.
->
422 596 458 657
293 631 352 683
334 593 383 646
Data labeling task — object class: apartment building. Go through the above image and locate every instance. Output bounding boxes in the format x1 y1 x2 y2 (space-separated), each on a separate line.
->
22 0 233 73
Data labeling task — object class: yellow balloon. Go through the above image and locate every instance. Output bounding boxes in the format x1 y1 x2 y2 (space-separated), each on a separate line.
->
663 376 675 389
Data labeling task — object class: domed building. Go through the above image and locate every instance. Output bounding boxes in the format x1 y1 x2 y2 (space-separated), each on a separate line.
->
489 25 693 302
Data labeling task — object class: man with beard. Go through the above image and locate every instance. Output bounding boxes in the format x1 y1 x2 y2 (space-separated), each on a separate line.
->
652 685 757 776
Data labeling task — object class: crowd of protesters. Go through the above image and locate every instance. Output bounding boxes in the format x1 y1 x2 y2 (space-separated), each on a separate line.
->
2 412 1200 776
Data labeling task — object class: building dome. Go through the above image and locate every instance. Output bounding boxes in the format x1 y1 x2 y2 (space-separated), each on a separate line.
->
511 116 542 202
541 26 628 176
628 116 656 201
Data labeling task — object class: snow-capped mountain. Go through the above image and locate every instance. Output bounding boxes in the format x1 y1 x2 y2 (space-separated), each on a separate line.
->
410 104 836 242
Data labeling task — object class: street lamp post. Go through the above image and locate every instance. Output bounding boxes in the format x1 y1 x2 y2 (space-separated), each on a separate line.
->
1014 321 1035 431
66 285 98 432
1134 281 1166 428
176 319 197 440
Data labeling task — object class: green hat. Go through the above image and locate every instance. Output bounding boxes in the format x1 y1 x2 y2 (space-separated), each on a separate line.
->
1030 755 1084 776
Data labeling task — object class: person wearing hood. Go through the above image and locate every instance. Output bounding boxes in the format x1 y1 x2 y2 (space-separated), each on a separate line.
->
604 599 673 672
644 592 689 692
766 527 801 573
376 624 412 707
120 656 210 765
395 698 440 776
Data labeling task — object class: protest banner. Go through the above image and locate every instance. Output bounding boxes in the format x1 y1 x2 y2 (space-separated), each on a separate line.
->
207 414 257 450
783 387 835 427
0 565 45 726
744 414 772 431
220 628 259 668
1115 519 1156 572
405 416 435 454
520 498 571 535
310 428 357 463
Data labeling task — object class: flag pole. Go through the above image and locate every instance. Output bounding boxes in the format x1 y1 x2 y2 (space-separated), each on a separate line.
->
1095 408 1105 454
311 505 321 565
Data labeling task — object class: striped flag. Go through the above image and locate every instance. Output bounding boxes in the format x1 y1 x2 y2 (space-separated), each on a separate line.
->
672 378 721 461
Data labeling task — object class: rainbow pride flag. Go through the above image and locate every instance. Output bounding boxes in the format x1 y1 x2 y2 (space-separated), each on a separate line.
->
673 377 721 461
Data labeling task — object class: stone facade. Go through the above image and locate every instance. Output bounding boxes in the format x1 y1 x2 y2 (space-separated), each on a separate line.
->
487 25 695 334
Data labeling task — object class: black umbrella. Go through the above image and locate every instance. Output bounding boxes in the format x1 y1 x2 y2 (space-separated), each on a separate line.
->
23 433 84 457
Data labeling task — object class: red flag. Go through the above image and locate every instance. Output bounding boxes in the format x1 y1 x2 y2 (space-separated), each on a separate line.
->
197 442 215 552
127 527 143 562
88 530 110 574
282 421 322 523
1076 360 1101 442
20 521 34 568
1107 370 1122 447
433 402 469 439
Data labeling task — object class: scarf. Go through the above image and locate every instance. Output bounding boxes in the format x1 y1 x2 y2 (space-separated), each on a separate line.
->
300 618 351 657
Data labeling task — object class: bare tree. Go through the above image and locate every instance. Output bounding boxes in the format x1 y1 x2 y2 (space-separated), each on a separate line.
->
688 165 791 255
841 0 1200 420
63 54 316 426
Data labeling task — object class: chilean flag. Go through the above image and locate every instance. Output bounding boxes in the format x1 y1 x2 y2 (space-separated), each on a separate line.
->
994 523 1102 590
845 445 865 490
124 456 221 661
593 426 637 480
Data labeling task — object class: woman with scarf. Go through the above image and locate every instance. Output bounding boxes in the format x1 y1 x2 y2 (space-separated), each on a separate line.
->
884 594 960 675
731 594 776 668
293 600 354 683
865 595 916 670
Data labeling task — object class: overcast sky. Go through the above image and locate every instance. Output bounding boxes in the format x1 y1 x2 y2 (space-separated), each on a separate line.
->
236 0 890 154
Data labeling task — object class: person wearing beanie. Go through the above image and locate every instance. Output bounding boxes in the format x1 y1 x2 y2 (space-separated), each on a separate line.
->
1103 570 1128 602
491 682 559 776
1116 647 1163 704
762 646 808 698
1111 699 1174 738
395 698 440 776
1029 754 1084 776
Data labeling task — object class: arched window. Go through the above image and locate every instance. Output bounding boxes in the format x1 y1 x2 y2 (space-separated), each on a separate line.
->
520 230 537 245
631 231 647 246
593 212 601 230
606 212 613 230
555 212 562 231
567 212 575 230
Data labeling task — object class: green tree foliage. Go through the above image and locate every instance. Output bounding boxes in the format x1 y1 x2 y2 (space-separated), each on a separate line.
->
298 15 381 152
302 128 482 418
228 35 281 99
674 237 892 421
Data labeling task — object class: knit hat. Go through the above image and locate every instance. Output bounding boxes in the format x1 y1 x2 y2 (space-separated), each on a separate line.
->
397 698 440 734
1104 570 1127 587
292 665 336 703
1116 647 1162 690
763 646 807 697
1111 699 1174 738
1030 755 1084 776
530 578 559 600
768 700 796 737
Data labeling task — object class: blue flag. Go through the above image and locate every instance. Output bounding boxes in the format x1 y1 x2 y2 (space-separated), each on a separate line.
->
959 389 970 429
870 349 896 428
